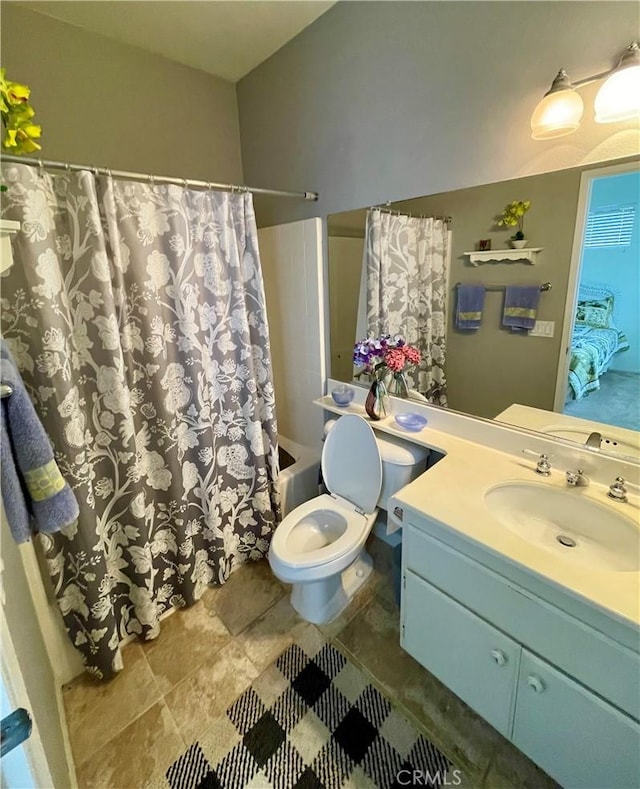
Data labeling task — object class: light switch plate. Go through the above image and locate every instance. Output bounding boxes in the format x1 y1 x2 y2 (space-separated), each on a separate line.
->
529 320 555 338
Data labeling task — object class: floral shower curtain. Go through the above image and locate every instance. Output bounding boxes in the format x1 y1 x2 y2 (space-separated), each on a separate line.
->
0 164 280 677
365 209 449 406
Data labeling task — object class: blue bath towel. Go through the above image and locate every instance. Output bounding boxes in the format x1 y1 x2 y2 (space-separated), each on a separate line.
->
503 286 541 331
0 341 79 543
456 284 486 330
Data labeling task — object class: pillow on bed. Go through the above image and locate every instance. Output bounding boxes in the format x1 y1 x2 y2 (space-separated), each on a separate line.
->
576 295 614 329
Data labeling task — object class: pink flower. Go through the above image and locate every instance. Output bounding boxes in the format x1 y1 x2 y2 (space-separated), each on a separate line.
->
384 348 406 372
403 346 421 365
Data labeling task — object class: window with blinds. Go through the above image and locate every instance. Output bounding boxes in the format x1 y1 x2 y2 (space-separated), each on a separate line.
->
584 204 636 248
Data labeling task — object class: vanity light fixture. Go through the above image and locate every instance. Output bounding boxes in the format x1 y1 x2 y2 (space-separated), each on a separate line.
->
531 41 640 140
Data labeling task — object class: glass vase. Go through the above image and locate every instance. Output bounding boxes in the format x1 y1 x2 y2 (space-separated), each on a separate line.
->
386 371 409 398
365 378 389 421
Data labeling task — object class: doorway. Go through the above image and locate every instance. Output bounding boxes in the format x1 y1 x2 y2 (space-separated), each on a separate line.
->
554 162 640 432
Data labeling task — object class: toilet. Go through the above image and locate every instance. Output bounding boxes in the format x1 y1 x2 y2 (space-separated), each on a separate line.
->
268 414 429 624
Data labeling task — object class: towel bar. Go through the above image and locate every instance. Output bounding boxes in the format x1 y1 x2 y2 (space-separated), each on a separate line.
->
455 282 552 292
0 383 13 399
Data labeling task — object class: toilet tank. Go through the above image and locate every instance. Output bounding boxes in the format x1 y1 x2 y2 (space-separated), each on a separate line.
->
375 434 429 509
322 419 429 510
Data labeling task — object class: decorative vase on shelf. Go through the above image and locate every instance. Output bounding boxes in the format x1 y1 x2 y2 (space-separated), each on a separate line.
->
510 239 528 249
365 379 388 421
386 371 410 398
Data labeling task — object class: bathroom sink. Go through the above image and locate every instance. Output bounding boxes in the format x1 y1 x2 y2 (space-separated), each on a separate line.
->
541 425 640 460
485 482 640 572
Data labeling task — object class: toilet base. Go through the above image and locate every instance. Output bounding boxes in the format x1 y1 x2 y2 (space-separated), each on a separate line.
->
289 549 373 624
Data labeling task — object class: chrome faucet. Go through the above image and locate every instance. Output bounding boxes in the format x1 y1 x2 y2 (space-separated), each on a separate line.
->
585 431 602 449
566 468 589 487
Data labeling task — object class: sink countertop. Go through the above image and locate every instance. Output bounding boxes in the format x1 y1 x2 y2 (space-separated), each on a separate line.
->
391 439 640 637
496 404 640 460
316 392 640 640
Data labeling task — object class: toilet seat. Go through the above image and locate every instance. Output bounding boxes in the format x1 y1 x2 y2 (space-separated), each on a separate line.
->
321 414 382 514
270 493 371 571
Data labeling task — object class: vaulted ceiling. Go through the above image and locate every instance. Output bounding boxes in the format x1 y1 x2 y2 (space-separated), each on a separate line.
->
18 1 336 82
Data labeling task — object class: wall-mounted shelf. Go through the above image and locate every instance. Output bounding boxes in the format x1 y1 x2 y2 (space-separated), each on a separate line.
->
0 220 20 275
465 248 543 266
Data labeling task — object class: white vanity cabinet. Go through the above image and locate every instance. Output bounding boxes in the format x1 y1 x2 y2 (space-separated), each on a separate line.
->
404 571 520 737
400 522 640 789
513 651 640 789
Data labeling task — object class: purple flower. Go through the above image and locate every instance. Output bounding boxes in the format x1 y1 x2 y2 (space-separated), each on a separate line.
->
353 334 408 374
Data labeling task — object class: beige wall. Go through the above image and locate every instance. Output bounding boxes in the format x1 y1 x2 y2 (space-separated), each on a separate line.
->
238 1 640 227
1 4 243 182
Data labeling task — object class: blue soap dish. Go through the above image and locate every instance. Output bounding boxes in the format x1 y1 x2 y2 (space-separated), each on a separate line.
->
331 386 355 407
394 412 428 432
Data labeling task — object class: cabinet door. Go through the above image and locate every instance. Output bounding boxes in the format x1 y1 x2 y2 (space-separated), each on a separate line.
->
402 571 519 736
514 651 640 789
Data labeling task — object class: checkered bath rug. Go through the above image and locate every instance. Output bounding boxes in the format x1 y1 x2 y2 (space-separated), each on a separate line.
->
165 632 453 789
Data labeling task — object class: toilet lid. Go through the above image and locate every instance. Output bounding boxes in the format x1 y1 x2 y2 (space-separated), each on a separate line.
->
321 414 382 514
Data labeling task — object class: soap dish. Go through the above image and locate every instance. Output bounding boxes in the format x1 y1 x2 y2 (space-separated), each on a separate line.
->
394 412 428 432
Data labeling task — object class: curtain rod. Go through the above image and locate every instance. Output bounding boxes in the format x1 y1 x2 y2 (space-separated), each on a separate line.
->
1 155 319 202
370 205 452 224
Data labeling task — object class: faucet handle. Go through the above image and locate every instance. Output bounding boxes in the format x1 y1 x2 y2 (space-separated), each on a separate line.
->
522 449 552 476
608 477 628 502
608 476 640 503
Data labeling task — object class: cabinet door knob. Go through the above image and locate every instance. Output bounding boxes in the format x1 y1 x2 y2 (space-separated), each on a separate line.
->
527 675 545 694
490 649 507 666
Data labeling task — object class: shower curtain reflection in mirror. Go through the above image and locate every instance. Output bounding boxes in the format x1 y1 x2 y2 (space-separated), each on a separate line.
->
0 164 280 678
358 208 450 406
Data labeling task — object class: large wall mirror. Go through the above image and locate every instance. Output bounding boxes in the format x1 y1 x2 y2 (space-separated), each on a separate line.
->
327 155 640 462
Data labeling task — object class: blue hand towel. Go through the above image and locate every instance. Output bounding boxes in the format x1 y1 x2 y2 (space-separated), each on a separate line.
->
0 341 79 543
503 286 541 331
456 284 486 330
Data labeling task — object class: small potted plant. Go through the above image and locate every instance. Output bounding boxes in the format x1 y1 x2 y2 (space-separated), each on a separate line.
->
0 69 42 195
497 200 531 248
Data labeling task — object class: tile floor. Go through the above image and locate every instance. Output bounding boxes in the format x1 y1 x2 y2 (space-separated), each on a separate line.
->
63 541 558 789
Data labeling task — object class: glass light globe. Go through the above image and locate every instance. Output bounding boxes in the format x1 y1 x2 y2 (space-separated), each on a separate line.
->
531 89 584 140
595 64 640 123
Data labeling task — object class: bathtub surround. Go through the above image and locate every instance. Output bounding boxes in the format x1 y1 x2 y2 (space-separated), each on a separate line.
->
259 219 326 450
277 435 321 519
0 163 279 677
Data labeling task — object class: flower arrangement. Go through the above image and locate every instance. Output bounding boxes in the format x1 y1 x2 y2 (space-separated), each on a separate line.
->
497 200 531 240
353 334 421 379
353 334 421 418
0 68 42 155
